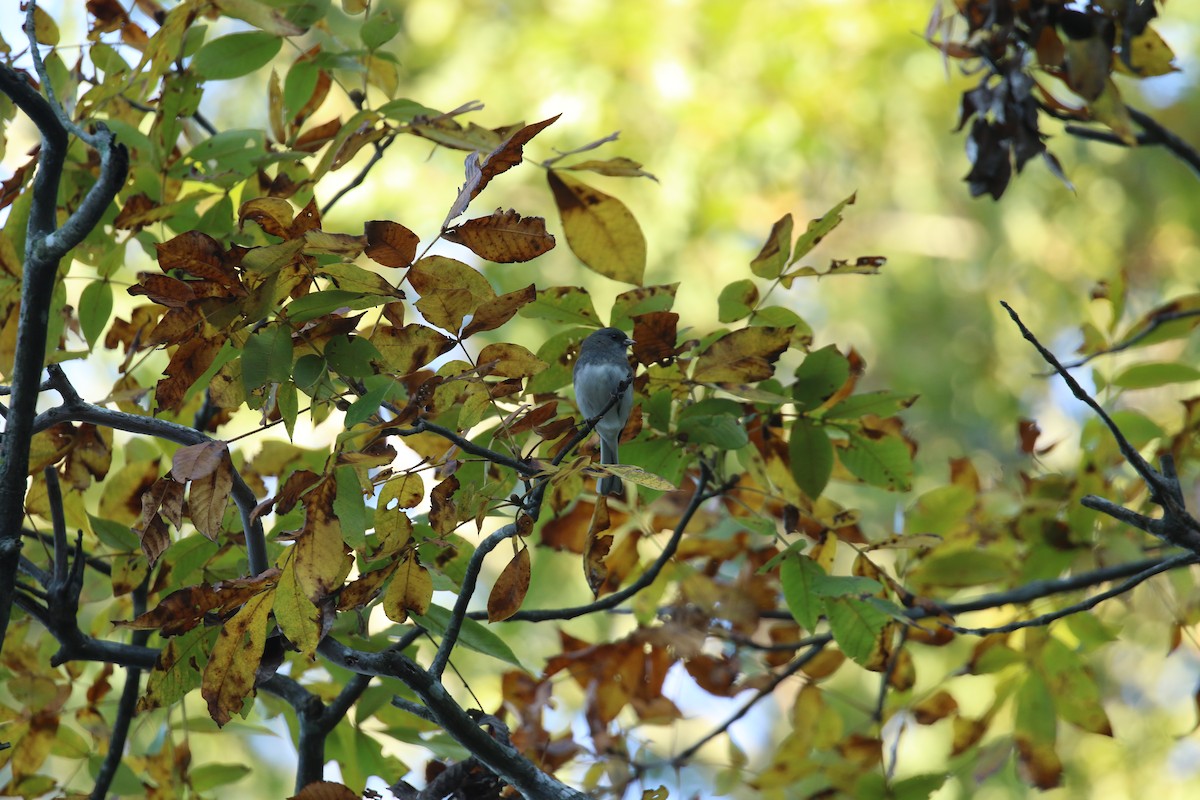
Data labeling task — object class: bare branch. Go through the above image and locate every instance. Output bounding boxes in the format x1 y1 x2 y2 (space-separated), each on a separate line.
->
1000 301 1200 554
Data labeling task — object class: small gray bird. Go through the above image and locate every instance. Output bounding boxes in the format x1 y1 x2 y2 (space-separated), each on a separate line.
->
573 327 635 496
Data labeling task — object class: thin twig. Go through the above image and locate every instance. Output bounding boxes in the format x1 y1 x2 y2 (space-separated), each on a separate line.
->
1057 309 1200 370
671 641 828 765
469 463 716 624
945 552 1198 636
91 580 150 800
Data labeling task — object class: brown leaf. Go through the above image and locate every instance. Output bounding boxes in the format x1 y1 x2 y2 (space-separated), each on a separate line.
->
129 273 195 308
190 456 233 541
444 115 561 223
335 562 396 611
289 781 361 800
913 689 959 724
692 326 793 383
487 545 531 622
156 337 223 414
294 117 342 153
444 208 556 263
632 311 680 366
461 283 536 338
202 591 273 726
583 497 613 596
135 514 171 567
547 170 646 285
172 441 229 481
364 219 420 268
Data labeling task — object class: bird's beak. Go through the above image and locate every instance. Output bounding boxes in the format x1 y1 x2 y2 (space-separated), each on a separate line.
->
624 337 635 347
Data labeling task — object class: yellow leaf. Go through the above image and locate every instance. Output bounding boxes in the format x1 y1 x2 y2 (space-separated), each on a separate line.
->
273 550 321 657
201 591 273 726
547 170 646 285
383 552 433 623
693 327 793 383
477 342 548 378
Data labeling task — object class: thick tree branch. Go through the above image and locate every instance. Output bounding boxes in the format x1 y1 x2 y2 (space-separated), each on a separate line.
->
0 33 129 652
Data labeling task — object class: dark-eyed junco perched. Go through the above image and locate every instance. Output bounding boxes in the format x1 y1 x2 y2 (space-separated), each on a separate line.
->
573 327 635 496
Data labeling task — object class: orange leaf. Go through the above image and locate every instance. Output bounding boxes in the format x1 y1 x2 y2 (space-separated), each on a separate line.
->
487 545 531 622
583 497 612 596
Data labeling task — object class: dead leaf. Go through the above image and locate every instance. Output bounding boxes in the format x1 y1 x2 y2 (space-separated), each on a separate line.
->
487 546 531 622
443 208 556 263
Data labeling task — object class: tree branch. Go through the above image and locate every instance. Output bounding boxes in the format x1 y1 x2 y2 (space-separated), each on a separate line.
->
1000 301 1200 554
0 28 129 651
91 581 150 800
36 366 269 576
318 638 589 800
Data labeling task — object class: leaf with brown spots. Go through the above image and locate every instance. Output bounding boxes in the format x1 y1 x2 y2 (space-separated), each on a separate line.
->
583 497 613 597
117 573 278 636
239 197 295 238
189 452 233 541
547 170 645 285
288 477 353 602
692 327 792 383
370 323 456 377
444 209 556 264
408 255 496 332
461 283 536 338
477 342 548 378
202 590 273 726
429 475 459 536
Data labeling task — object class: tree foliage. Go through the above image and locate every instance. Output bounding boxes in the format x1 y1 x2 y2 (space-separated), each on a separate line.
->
1 2 1199 799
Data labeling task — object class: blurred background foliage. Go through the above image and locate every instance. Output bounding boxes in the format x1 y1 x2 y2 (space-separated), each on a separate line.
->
6 1 1200 798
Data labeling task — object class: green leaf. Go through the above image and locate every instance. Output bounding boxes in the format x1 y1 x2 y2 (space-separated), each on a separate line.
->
188 763 251 793
905 485 975 536
334 466 367 550
824 595 890 668
908 546 1013 591
242 325 293 391
678 398 748 449
825 391 918 420
410 605 522 667
378 98 441 123
519 286 600 326
779 554 824 630
718 279 758 323
283 60 319 120
793 345 849 409
90 513 140 551
1112 361 1200 389
79 280 113 348
1040 637 1112 735
789 418 833 500
345 375 402 427
361 9 401 49
840 431 912 491
277 381 298 439
789 192 855 265
193 32 282 81
286 290 389 323
326 335 380 378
